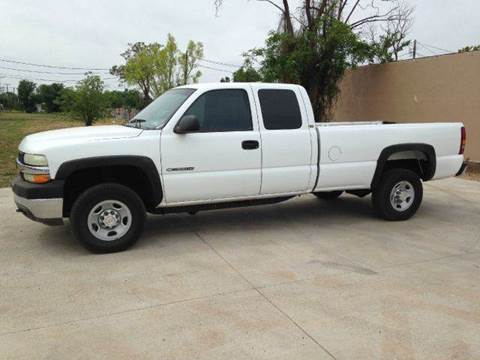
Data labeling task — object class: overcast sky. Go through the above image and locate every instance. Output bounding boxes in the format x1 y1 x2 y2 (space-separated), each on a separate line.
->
0 0 479 91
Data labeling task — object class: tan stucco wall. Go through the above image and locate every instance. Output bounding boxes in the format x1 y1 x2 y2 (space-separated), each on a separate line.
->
333 51 480 160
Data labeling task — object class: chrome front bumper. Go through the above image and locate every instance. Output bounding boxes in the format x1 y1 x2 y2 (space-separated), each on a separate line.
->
14 194 64 226
12 174 65 226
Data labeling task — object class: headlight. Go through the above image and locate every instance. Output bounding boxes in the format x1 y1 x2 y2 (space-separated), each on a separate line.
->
18 153 50 184
23 154 48 167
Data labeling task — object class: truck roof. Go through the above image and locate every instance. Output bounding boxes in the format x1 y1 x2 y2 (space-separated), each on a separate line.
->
176 82 301 91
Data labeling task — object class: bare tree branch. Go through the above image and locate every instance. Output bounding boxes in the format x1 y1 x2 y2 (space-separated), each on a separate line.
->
305 0 313 28
338 0 349 20
345 0 361 23
349 6 399 29
281 0 294 34
257 0 285 13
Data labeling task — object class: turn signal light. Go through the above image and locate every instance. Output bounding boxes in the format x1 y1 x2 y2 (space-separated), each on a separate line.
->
459 126 466 155
23 173 51 184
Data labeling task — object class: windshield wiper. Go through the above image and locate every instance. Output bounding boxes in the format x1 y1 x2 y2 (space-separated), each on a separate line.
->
125 119 146 129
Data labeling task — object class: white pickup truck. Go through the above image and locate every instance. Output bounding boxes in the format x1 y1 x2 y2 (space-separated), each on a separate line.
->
13 83 467 253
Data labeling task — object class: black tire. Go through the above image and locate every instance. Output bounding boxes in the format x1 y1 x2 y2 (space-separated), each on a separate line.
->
70 183 146 253
372 168 423 221
314 191 343 200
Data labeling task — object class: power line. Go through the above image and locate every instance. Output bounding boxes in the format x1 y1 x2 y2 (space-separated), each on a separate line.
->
0 65 109 76
198 58 241 69
0 73 77 83
0 57 110 71
398 52 412 59
417 43 436 56
0 55 241 72
197 64 234 73
0 73 116 84
417 42 453 54
0 55 239 83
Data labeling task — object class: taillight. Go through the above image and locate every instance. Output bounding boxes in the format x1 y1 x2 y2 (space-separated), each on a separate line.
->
459 126 466 155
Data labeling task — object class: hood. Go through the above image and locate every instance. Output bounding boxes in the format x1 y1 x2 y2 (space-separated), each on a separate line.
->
19 125 143 154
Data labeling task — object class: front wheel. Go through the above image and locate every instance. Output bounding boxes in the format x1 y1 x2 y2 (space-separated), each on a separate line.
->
70 183 146 253
372 169 423 221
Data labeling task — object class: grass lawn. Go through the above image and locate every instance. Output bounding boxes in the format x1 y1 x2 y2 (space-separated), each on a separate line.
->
0 112 118 187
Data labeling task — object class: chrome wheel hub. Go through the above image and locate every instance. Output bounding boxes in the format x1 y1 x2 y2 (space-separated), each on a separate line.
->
99 209 121 229
88 200 132 241
390 180 415 212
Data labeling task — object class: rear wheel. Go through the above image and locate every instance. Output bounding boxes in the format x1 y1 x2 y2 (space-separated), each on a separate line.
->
372 168 423 221
314 191 343 200
70 183 146 253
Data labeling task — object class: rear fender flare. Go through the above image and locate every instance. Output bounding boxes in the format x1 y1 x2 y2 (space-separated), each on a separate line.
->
371 143 436 189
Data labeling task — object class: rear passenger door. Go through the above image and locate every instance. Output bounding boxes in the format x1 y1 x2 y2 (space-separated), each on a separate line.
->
253 86 314 195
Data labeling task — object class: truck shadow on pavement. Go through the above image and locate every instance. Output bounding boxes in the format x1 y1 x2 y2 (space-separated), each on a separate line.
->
140 195 376 246
38 192 473 254
35 195 375 254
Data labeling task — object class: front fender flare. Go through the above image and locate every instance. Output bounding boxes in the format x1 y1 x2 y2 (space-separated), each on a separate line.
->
55 155 163 207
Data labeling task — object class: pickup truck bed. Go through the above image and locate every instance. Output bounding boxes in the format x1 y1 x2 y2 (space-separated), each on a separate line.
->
315 122 463 191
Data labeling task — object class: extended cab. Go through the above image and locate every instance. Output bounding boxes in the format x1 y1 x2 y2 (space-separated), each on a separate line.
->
12 83 467 253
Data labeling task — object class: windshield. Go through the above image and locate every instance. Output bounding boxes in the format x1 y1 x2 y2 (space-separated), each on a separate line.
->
128 88 196 129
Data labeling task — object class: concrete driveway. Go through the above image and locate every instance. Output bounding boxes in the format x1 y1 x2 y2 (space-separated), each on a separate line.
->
0 178 479 360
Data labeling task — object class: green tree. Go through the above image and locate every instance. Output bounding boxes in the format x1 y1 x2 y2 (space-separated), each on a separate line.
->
150 34 178 96
233 67 262 82
177 40 204 85
104 90 124 109
62 74 107 126
104 89 143 110
122 89 143 110
0 92 19 110
17 80 37 113
111 42 156 106
37 83 64 112
255 22 372 120
111 35 204 103
233 57 262 82
216 0 413 121
458 45 480 53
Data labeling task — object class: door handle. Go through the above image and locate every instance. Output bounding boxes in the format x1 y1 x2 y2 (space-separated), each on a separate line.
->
242 140 259 150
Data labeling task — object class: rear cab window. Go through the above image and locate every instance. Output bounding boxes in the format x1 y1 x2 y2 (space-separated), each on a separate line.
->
258 89 302 130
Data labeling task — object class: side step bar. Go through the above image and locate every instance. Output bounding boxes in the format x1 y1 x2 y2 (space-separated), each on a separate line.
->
151 196 295 215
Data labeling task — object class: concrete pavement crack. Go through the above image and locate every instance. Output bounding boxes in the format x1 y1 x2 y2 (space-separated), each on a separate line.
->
192 229 337 360
0 287 250 338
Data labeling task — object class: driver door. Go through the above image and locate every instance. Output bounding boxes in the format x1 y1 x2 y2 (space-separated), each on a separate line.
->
160 87 262 205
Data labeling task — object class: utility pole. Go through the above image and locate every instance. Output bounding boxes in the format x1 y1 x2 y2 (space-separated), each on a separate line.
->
413 39 417 59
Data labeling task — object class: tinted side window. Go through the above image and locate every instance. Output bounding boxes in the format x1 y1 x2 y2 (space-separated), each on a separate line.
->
258 89 302 130
184 89 252 132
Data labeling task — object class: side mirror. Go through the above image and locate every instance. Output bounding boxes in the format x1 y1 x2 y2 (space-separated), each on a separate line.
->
174 115 200 134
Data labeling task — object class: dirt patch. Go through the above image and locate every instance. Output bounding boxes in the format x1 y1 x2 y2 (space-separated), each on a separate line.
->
462 161 480 182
